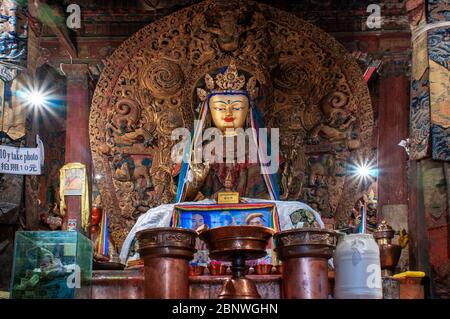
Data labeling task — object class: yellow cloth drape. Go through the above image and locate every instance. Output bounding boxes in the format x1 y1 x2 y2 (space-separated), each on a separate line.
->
59 163 89 231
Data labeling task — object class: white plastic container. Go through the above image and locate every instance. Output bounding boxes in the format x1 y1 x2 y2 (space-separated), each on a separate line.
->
334 233 382 299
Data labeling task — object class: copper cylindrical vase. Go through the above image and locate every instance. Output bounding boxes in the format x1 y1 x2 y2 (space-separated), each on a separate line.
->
275 228 337 299
137 227 197 299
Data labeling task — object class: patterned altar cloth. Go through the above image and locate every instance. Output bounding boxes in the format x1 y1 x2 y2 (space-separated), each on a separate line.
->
119 198 324 264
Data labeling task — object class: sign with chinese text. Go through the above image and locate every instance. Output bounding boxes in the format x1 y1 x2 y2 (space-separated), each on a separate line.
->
0 145 42 175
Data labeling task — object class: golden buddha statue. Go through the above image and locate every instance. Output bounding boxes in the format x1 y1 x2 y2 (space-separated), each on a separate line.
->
120 62 324 264
177 61 273 203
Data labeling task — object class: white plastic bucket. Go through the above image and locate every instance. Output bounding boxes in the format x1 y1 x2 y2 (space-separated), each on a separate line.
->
334 233 382 299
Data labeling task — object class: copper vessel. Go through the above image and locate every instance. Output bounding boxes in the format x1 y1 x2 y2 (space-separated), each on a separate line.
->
274 228 337 299
92 269 144 299
373 221 402 277
208 263 227 276
189 265 206 276
254 264 272 275
137 227 197 299
199 226 274 299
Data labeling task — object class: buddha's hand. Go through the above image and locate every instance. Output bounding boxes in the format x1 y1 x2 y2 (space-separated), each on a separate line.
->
189 162 210 187
184 163 210 201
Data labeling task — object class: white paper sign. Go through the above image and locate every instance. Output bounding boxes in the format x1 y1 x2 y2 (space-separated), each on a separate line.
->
0 145 42 175
36 135 45 168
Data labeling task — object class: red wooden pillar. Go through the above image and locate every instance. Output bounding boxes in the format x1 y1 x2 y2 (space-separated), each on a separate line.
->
61 63 92 232
377 59 409 211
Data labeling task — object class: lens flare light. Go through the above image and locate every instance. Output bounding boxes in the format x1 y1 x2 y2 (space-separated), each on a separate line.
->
27 90 48 107
356 163 372 178
16 78 61 124
17 86 52 109
348 157 378 186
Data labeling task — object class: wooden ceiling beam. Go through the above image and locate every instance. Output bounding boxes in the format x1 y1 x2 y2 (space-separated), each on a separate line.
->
30 0 78 58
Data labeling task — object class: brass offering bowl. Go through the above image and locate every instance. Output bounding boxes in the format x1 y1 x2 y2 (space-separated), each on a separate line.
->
199 226 274 299
254 264 272 275
208 263 227 276
189 265 206 276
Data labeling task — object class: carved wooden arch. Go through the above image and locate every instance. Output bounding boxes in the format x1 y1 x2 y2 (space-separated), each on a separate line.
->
89 0 373 246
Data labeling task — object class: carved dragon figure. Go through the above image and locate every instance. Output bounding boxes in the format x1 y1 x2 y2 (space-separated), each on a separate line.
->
308 92 360 149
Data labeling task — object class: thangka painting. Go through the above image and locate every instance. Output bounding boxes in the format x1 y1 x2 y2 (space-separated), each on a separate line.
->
172 203 280 266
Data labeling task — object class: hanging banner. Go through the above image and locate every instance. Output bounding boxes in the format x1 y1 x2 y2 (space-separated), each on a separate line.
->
0 145 42 175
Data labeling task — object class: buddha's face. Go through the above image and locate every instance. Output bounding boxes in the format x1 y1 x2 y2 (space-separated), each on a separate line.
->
209 94 249 135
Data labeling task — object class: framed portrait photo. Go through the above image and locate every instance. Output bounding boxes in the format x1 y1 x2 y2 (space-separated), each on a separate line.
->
172 203 280 266
63 167 85 196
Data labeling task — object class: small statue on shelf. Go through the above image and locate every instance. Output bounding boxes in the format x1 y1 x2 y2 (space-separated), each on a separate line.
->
348 188 378 233
40 186 63 231
90 196 122 268
40 203 63 230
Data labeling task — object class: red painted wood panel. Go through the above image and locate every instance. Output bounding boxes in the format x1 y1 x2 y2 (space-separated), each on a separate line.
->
377 75 409 206
62 64 92 232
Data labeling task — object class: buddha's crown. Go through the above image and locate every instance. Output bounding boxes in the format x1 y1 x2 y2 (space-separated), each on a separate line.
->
197 61 258 101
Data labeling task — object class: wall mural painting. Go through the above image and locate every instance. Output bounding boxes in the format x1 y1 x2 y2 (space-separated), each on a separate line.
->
89 0 374 247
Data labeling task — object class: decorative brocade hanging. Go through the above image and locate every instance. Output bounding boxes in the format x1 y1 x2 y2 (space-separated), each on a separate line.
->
408 0 450 161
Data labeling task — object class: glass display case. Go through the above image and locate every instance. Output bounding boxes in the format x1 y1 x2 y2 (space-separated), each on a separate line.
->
10 231 92 299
